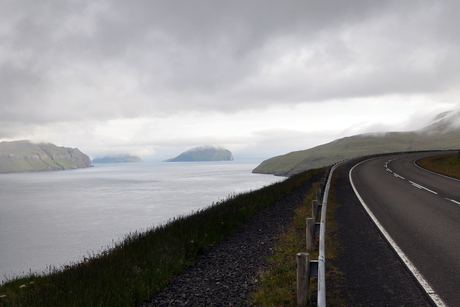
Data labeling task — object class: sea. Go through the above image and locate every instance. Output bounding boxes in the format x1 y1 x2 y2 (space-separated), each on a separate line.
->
0 159 282 283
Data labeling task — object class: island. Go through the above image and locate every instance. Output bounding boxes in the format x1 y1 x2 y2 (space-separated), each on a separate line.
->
92 155 143 163
0 140 92 174
165 146 234 162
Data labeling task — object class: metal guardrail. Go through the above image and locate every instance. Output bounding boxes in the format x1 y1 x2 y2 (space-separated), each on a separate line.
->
297 149 455 306
296 160 349 306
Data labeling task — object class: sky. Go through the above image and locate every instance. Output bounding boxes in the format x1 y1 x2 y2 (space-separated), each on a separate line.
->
1 1 460 160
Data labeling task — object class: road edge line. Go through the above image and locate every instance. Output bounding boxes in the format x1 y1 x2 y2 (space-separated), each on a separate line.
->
349 159 447 307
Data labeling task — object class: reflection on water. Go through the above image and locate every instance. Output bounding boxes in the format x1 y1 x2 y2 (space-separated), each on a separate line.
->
0 160 281 282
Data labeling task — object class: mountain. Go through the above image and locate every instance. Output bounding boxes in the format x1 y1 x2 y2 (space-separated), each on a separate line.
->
92 155 143 163
0 140 92 173
253 111 460 176
165 146 234 162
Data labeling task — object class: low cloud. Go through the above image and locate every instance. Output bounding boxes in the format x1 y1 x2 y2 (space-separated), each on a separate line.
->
1 1 460 159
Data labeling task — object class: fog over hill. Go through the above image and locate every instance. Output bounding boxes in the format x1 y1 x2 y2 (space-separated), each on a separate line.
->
165 146 234 162
92 155 143 163
253 111 460 176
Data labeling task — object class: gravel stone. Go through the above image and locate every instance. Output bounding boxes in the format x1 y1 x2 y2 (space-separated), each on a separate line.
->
141 163 436 306
140 173 322 306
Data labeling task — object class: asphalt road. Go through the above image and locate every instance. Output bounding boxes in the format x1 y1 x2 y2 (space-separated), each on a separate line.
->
350 152 460 307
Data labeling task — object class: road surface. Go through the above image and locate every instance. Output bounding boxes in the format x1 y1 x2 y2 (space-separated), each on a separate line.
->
350 152 460 307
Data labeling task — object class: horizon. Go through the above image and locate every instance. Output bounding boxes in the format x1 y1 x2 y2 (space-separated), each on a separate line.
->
2 1 460 160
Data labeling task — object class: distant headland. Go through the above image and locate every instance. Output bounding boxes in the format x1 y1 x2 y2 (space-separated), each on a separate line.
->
92 155 143 163
165 146 234 162
0 140 91 174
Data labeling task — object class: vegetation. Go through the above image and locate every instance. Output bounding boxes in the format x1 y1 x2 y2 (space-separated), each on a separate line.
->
251 168 347 306
417 153 460 179
253 110 460 176
165 146 234 162
0 168 322 307
253 131 460 176
0 140 91 173
92 155 143 163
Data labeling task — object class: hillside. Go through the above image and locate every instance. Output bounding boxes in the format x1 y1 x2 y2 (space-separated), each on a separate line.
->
92 155 143 163
253 111 460 176
165 146 234 162
0 140 92 173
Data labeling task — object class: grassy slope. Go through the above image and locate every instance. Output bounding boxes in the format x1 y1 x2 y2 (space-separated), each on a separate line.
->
166 147 233 162
254 130 460 176
251 168 345 306
0 140 91 173
417 153 460 179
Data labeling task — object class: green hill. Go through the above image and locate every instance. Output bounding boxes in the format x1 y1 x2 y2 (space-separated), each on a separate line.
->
0 140 91 173
253 111 460 176
92 155 143 163
165 146 234 162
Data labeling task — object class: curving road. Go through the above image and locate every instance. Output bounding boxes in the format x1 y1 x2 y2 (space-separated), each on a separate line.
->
350 152 460 307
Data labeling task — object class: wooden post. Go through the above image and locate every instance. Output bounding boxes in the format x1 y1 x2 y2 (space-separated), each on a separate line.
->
306 218 315 251
312 200 319 221
297 252 311 306
320 176 326 190
316 189 322 202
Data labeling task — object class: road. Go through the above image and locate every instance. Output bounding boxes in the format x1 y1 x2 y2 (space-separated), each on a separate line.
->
350 152 460 307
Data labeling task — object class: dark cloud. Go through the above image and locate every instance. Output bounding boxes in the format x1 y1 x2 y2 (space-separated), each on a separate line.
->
1 0 459 131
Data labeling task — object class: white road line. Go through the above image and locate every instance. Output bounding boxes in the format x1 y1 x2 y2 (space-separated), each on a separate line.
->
446 198 460 205
393 173 405 179
350 161 447 307
409 181 438 194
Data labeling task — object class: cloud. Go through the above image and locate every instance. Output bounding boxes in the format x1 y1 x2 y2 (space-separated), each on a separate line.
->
3 2 460 118
1 1 460 158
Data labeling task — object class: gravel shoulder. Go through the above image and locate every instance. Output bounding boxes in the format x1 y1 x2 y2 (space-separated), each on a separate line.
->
141 173 322 306
141 162 437 306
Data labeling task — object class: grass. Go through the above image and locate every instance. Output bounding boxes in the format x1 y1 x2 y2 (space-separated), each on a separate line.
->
0 168 323 307
253 130 460 176
0 141 90 173
251 167 348 306
417 153 460 179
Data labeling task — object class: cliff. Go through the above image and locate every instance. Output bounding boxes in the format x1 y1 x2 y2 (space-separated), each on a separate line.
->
0 140 92 173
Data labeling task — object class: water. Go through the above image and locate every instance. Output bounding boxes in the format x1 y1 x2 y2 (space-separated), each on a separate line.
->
0 160 282 283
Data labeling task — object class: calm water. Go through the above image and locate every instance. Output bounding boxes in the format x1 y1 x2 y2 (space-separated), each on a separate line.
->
0 160 282 283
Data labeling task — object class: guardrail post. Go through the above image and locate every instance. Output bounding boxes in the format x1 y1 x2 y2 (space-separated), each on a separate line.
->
297 252 311 306
306 218 316 251
320 176 326 190
312 200 319 221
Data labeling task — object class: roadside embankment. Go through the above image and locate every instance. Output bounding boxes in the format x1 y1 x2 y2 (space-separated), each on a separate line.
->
417 152 460 179
1 158 441 306
141 171 324 306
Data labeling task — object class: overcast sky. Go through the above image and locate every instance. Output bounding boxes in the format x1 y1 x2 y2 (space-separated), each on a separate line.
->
1 1 460 160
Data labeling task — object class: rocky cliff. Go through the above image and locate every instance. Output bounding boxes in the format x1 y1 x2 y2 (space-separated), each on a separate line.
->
0 140 92 173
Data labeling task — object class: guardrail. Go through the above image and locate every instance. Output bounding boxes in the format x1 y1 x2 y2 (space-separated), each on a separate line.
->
296 149 454 306
296 160 349 307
